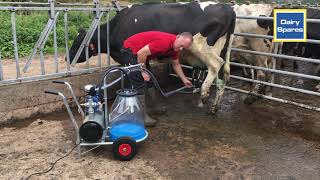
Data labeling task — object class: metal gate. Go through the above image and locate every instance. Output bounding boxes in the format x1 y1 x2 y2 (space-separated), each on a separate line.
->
0 0 121 85
174 2 320 112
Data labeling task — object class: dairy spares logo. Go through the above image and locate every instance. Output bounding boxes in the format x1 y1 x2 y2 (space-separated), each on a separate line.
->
274 9 307 42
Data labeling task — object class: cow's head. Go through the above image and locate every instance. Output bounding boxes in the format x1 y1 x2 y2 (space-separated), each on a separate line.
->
66 28 97 64
257 14 274 36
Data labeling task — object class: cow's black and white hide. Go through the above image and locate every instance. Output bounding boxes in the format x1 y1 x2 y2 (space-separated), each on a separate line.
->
182 3 275 103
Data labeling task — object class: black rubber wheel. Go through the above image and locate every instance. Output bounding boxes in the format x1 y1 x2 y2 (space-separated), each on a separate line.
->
112 137 137 161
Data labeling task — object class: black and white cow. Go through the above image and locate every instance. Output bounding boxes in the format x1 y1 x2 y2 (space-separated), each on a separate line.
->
68 2 236 114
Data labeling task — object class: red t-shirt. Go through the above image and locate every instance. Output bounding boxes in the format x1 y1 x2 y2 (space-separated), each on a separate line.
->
123 31 179 61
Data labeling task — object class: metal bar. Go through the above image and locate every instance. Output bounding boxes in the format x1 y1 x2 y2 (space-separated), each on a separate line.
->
231 62 320 81
234 32 320 45
98 21 101 68
23 12 60 73
0 7 113 12
96 0 102 68
73 21 96 65
40 49 45 75
40 12 60 49
11 11 20 78
231 48 320 64
64 11 71 72
99 77 122 90
59 93 80 144
80 131 148 146
225 86 320 112
103 76 109 129
0 7 51 11
236 15 320 23
53 19 58 73
23 19 54 73
107 11 110 66
85 46 89 69
56 2 95 6
112 0 123 12
80 142 113 146
49 0 57 74
0 51 3 81
230 75 320 97
64 81 85 118
49 0 54 19
234 32 273 40
71 12 104 65
237 16 273 20
55 7 112 11
0 65 116 86
271 42 279 85
0 2 49 5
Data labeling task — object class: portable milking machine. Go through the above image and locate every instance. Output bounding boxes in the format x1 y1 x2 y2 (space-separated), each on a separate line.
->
45 64 189 160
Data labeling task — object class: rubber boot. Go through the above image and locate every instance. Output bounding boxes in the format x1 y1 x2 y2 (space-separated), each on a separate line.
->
145 87 167 115
137 94 157 127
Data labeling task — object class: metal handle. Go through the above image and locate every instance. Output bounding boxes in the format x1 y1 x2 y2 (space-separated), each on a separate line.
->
45 89 60 95
52 80 66 84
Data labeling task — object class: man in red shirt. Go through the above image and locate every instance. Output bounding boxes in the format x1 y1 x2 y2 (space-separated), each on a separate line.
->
121 31 193 126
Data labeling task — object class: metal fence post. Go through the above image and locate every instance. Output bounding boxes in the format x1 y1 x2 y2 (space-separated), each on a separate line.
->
64 10 71 73
0 51 3 81
270 43 279 85
107 9 110 66
95 0 102 68
11 10 20 78
51 0 58 73
0 3 116 85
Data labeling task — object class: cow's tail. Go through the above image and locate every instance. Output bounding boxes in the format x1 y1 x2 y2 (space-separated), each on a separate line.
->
223 13 236 82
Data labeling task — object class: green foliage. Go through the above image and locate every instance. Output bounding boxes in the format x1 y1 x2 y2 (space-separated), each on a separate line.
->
0 10 113 58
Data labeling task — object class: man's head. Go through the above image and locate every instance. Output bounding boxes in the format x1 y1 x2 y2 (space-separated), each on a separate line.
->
173 32 193 51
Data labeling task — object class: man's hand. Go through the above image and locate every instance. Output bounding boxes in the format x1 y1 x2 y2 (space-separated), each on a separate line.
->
171 60 193 88
182 78 193 88
142 71 151 81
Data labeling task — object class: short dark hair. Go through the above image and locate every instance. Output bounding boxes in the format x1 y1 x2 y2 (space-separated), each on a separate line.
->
178 32 193 42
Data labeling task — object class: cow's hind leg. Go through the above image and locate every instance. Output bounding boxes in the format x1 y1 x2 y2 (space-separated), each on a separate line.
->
209 77 225 114
210 34 234 114
189 33 226 111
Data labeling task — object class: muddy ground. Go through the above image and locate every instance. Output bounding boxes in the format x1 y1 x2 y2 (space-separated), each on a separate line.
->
1 86 320 180
1 54 320 179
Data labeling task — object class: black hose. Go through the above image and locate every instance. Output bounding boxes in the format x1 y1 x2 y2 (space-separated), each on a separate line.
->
100 67 133 90
98 67 134 99
140 68 167 96
25 143 80 180
140 68 190 97
100 66 189 99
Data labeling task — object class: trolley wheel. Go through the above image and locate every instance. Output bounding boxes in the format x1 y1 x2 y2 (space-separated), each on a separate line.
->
113 137 137 161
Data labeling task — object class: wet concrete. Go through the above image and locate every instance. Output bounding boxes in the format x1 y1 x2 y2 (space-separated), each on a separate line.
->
143 89 320 180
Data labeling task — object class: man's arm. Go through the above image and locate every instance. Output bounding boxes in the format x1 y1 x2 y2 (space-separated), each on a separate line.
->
171 59 193 87
136 45 151 66
136 45 152 81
